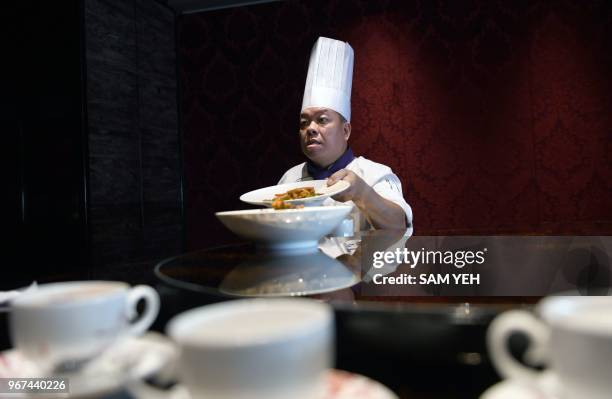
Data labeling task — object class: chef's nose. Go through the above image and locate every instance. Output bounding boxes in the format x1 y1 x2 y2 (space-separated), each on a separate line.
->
306 121 319 136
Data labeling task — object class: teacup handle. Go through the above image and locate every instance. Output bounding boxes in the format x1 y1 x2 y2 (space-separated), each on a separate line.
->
486 310 550 381
126 285 160 336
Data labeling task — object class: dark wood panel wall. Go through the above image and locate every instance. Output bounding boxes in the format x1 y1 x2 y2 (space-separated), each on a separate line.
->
8 0 180 289
85 0 182 281
7 1 89 288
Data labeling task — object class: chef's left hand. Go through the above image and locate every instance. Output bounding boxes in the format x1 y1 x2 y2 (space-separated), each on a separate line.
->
327 169 370 206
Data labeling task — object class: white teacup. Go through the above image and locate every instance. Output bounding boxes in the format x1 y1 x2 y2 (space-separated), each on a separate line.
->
167 298 333 399
10 281 160 371
487 295 612 399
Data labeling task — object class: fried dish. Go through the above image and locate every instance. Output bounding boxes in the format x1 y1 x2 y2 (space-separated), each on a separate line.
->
273 187 319 200
269 186 320 210
271 198 304 210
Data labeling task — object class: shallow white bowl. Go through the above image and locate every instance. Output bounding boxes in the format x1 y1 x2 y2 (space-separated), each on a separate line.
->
215 205 353 250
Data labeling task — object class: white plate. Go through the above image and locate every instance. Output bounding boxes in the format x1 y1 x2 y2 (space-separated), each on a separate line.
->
130 369 398 399
240 180 350 207
219 251 360 297
0 332 177 398
480 372 561 399
216 205 353 251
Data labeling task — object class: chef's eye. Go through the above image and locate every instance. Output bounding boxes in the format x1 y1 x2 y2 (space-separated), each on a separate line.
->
318 116 329 124
299 119 309 129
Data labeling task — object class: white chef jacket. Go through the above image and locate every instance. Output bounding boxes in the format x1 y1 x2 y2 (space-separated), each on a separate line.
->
278 156 413 234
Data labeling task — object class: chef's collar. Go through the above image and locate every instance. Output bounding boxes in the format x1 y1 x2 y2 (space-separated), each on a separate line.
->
306 147 355 180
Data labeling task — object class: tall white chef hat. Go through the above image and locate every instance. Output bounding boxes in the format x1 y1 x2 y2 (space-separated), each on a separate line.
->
301 36 354 122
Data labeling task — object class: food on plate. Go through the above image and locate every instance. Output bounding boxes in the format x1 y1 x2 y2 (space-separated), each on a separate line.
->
263 186 322 210
269 186 320 210
271 198 305 210
272 186 320 201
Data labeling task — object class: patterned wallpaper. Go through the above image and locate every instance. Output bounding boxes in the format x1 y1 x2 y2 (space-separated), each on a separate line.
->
178 0 612 250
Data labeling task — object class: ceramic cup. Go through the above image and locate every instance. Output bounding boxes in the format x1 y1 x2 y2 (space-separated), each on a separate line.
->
167 298 333 399
487 295 612 399
10 281 160 371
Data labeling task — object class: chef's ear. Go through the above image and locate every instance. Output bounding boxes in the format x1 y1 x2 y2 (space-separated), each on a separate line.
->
343 121 351 141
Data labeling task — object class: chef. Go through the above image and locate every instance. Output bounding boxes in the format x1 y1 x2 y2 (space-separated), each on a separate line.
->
279 36 413 233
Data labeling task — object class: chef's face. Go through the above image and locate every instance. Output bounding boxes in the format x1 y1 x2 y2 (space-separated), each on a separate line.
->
299 107 351 168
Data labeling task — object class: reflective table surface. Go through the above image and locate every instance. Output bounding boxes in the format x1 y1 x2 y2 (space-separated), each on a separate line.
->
155 230 605 398
153 232 612 398
156 230 612 300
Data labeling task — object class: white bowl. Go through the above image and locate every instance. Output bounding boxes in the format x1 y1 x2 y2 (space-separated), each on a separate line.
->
240 180 350 208
215 205 353 250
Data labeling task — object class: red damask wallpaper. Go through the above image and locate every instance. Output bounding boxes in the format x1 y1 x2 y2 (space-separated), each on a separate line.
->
178 0 612 250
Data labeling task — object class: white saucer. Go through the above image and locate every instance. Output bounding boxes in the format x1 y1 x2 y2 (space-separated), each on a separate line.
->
480 372 562 399
0 332 177 398
130 369 398 399
320 370 398 399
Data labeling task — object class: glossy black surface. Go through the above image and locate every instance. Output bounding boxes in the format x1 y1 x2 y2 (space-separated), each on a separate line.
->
153 231 542 398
